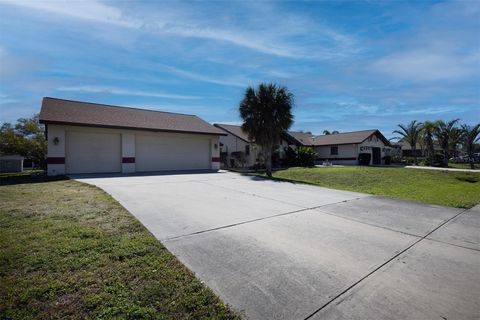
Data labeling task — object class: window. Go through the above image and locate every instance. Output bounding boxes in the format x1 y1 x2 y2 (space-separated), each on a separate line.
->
331 146 338 155
245 144 250 155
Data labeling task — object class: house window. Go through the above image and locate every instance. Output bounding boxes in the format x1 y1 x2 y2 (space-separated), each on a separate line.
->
245 145 250 155
331 146 338 155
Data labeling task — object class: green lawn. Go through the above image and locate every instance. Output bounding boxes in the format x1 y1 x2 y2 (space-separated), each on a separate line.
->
0 175 239 319
448 163 480 170
261 166 480 208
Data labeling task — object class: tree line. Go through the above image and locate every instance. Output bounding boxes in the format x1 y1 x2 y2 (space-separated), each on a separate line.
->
393 119 480 169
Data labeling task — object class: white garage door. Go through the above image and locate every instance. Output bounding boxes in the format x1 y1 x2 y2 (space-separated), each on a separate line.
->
65 131 122 174
136 134 210 172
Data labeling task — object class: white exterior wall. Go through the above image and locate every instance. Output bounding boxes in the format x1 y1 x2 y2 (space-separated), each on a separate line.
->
358 135 391 165
46 124 66 175
315 144 358 165
122 133 135 173
219 133 258 167
46 124 221 175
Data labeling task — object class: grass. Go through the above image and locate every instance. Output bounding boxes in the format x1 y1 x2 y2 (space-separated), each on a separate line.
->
258 166 480 209
0 174 239 320
448 163 479 170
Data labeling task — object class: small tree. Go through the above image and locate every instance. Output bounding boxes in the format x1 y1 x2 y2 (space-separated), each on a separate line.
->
230 151 247 168
393 120 423 165
239 83 294 177
295 147 316 167
461 124 480 169
0 114 47 168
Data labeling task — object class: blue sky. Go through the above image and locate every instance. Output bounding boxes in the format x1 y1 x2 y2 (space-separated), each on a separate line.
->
0 0 479 138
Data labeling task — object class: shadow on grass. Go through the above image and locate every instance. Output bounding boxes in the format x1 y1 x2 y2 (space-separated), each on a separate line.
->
0 171 68 186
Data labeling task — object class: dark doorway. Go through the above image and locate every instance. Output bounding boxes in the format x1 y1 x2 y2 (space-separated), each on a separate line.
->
372 147 381 165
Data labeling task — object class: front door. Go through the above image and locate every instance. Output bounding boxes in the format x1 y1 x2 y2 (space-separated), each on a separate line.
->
372 147 381 165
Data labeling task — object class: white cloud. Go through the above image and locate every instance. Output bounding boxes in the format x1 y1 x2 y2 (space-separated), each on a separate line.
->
56 85 201 100
0 0 354 59
156 64 254 87
371 49 479 82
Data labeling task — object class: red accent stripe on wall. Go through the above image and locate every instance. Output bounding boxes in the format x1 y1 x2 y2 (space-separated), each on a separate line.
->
317 157 357 161
47 157 65 164
122 157 135 163
211 157 221 162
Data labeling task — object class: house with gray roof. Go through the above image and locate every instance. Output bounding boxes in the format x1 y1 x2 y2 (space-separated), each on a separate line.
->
40 97 226 175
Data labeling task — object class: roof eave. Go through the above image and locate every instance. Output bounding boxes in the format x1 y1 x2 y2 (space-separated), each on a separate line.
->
40 120 227 136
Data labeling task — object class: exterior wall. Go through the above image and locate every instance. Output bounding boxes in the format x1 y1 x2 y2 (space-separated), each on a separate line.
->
46 125 66 175
358 134 391 165
219 133 258 168
315 144 358 165
122 133 135 173
46 124 221 175
0 158 23 172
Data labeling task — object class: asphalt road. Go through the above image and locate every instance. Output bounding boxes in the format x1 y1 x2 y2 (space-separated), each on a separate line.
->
76 171 480 320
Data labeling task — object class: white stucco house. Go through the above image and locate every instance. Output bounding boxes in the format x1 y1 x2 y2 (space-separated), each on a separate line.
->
39 97 226 175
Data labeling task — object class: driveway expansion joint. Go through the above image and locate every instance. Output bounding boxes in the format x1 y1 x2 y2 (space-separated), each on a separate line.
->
302 207 470 320
162 197 364 242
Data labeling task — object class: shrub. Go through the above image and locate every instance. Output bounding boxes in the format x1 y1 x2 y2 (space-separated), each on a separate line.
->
284 147 297 166
296 147 316 167
383 155 392 165
358 153 371 165
230 151 246 168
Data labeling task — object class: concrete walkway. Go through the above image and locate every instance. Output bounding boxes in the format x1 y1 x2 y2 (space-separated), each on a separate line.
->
406 165 479 173
76 171 480 320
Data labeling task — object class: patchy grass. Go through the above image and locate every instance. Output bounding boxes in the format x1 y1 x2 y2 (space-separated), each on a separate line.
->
258 166 480 209
448 163 480 170
0 176 239 319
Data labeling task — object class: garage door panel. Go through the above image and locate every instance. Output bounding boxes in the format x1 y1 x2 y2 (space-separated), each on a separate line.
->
66 131 121 174
136 135 210 172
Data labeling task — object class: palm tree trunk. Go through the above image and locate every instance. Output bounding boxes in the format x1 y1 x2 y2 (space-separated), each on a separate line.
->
428 144 434 166
443 149 449 167
264 146 273 177
412 144 418 165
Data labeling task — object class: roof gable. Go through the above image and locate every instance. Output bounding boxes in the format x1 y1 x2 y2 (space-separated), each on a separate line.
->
214 124 251 142
313 130 391 146
39 97 225 136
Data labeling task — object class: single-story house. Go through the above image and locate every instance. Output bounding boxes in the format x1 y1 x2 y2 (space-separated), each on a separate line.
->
214 123 260 168
312 130 392 165
0 154 24 173
214 125 392 166
393 141 442 158
39 97 226 175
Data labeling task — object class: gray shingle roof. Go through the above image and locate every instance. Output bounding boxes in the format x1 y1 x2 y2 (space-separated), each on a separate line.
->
39 97 225 135
214 123 251 142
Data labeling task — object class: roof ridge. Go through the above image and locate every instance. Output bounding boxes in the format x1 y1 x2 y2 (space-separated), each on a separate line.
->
315 129 377 137
43 97 197 117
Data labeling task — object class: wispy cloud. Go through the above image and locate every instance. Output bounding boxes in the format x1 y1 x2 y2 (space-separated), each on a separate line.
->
57 85 201 100
0 0 353 59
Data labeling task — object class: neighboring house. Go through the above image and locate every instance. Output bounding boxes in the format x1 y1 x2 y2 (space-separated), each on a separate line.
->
313 130 392 165
214 123 260 168
393 141 442 158
39 97 226 175
0 154 24 173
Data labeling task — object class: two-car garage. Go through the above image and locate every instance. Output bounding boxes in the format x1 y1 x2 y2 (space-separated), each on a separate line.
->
40 97 225 175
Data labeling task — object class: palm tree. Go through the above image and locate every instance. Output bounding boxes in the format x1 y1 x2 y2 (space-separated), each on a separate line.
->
239 83 294 177
461 124 480 169
331 130 340 134
393 120 423 165
434 119 459 167
323 130 331 135
421 121 438 166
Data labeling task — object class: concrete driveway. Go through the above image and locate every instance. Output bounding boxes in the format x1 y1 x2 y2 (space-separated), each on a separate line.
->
76 171 480 320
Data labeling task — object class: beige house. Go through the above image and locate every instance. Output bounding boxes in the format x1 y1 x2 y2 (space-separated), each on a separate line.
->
312 130 392 165
39 97 225 175
214 124 261 168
